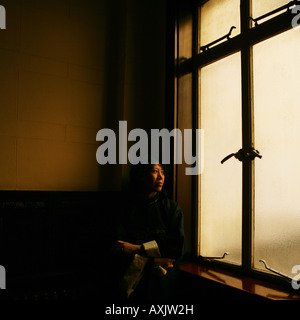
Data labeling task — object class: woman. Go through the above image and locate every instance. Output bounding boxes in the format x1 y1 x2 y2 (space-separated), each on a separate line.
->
112 163 185 300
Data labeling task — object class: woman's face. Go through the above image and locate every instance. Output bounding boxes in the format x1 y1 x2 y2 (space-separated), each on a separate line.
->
145 164 165 194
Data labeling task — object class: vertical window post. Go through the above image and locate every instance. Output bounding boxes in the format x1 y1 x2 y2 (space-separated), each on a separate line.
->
240 0 253 272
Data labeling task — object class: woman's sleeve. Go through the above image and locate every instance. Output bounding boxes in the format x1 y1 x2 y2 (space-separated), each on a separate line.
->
158 200 185 260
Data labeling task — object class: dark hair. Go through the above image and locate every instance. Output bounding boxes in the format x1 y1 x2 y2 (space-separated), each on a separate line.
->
129 162 170 191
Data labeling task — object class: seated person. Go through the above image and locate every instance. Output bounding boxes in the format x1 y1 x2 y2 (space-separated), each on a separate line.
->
111 162 185 300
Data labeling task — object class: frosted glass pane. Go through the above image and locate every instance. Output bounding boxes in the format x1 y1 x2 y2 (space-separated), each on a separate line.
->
199 53 242 265
200 0 240 49
252 0 290 25
253 28 300 278
179 13 192 59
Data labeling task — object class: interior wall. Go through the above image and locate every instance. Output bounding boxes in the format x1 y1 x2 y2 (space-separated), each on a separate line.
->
121 0 167 188
0 0 107 191
0 0 167 191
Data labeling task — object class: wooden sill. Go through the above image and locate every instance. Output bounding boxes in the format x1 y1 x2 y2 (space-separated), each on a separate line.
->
179 262 300 300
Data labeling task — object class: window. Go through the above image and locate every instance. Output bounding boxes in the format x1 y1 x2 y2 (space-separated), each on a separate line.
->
199 52 242 265
175 0 300 286
253 27 300 280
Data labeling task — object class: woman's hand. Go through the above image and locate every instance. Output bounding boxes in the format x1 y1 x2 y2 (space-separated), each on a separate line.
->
115 240 142 255
153 258 175 269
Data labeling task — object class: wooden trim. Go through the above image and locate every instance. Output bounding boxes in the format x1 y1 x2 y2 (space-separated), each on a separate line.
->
180 262 300 300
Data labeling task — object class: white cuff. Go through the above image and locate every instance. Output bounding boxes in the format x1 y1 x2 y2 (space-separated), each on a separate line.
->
142 240 161 258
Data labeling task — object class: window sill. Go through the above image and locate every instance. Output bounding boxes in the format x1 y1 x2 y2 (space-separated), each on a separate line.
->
179 262 300 300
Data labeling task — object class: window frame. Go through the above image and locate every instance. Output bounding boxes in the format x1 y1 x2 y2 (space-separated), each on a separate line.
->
174 0 298 289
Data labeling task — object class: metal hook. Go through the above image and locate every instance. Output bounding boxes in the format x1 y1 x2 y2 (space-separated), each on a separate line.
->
259 259 292 282
200 252 230 261
200 26 236 52
226 26 237 39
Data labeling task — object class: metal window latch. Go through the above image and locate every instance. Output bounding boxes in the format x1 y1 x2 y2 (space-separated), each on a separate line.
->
200 26 236 52
249 0 300 27
259 259 293 282
199 252 229 261
221 148 262 164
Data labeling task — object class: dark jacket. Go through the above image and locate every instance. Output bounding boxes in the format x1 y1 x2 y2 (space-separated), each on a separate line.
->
114 191 185 261
110 191 185 300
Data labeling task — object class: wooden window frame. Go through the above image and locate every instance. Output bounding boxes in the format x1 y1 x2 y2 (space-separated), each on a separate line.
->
173 0 300 291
